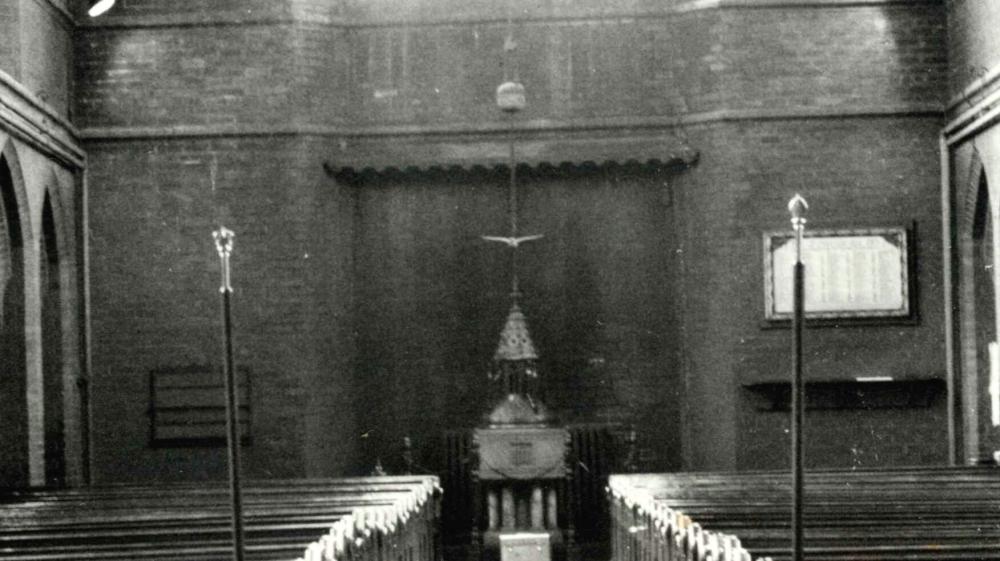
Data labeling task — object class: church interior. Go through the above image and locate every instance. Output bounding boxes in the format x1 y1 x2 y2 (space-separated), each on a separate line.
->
2 0 1000 560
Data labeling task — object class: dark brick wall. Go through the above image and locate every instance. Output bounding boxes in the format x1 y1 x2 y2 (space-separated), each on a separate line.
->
85 136 357 482
947 0 1000 100
741 400 948 469
722 5 945 110
348 12 720 126
673 116 947 470
75 25 301 129
19 0 73 118
0 1 21 82
0 0 73 118
74 0 950 479
345 3 944 128
76 16 352 130
78 2 946 130
353 167 683 471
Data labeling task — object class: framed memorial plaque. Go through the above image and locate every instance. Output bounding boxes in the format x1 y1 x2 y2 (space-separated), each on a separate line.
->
763 227 911 321
149 365 252 447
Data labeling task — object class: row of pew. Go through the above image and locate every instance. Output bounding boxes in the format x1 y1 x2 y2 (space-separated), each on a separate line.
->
0 475 440 561
608 466 1000 561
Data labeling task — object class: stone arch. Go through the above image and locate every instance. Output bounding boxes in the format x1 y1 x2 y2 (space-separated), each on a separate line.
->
0 140 31 486
41 170 70 270
40 186 65 485
971 172 997 460
37 166 86 486
959 153 986 236
957 148 1000 464
0 139 33 247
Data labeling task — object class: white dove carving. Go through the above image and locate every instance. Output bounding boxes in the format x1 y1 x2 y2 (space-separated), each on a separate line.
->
480 234 544 247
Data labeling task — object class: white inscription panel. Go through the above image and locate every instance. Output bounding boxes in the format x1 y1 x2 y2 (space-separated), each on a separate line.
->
765 228 909 319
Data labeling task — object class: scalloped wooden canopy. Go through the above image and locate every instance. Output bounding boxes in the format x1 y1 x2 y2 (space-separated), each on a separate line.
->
324 132 699 179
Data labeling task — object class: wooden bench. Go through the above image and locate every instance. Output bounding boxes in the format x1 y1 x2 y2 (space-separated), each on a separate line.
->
608 467 1000 561
0 476 441 561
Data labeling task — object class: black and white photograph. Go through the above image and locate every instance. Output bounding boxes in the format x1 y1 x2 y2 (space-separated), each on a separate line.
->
0 1 997 560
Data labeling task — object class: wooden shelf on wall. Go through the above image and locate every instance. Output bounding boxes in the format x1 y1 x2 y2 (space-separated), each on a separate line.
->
742 378 945 411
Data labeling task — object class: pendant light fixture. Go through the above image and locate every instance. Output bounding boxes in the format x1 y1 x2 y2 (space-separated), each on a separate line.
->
88 0 116 17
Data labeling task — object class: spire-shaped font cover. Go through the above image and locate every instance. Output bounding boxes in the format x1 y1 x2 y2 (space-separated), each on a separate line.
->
494 302 538 361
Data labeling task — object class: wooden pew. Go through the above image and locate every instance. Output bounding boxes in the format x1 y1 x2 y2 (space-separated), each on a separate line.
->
0 476 441 561
607 467 1000 561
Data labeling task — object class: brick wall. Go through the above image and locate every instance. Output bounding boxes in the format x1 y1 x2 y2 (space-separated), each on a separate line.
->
673 116 947 469
1 0 74 118
947 0 1000 100
78 2 945 132
0 0 20 81
352 166 684 471
85 136 357 481
348 12 721 127
18 0 73 118
344 3 944 128
75 25 301 129
75 0 950 478
722 5 945 110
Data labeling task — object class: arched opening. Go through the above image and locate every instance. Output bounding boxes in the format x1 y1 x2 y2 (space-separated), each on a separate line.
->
972 172 998 460
0 154 27 488
41 193 64 486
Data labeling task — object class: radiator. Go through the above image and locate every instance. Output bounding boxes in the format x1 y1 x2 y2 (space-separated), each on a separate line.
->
441 423 626 550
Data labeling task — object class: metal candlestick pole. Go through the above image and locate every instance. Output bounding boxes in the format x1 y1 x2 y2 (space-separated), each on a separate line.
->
788 194 808 561
213 227 245 561
508 117 520 298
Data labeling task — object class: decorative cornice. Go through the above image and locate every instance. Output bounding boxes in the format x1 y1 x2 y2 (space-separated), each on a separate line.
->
679 104 943 125
0 70 84 169
944 92 1000 147
324 134 700 176
78 104 942 174
78 103 944 142
944 64 1000 147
